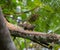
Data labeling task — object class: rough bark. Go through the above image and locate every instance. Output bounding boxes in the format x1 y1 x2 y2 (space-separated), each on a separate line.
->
3 14 60 47
4 16 60 48
0 7 17 50
5 21 60 44
2 8 60 48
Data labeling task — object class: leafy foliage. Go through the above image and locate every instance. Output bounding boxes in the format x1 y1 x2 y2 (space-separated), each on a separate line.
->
0 0 60 49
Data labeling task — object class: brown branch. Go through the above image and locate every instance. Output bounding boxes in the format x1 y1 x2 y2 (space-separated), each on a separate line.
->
4 17 60 44
11 31 53 49
3 16 60 49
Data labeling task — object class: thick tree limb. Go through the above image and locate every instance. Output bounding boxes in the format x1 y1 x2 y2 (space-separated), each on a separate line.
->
4 17 60 44
2 14 60 49
6 22 60 40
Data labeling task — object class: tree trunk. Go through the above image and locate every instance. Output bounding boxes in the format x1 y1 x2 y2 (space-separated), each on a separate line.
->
0 7 17 50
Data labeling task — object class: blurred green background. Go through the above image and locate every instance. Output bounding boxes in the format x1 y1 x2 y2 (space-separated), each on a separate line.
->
0 0 60 50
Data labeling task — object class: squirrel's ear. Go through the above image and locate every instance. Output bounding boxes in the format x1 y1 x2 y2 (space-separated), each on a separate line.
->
28 13 39 22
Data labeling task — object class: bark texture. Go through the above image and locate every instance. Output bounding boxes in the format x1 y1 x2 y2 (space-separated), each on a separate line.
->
0 7 17 50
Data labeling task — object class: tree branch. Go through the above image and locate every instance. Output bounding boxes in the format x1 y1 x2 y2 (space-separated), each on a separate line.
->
2 14 60 49
6 21 60 39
